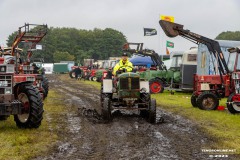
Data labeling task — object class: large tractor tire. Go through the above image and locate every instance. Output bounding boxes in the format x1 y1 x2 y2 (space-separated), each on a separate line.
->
14 84 44 128
191 93 198 107
92 76 97 81
148 99 156 124
69 70 75 78
149 79 164 94
102 97 112 121
42 76 49 98
139 93 150 118
196 91 219 110
227 93 240 114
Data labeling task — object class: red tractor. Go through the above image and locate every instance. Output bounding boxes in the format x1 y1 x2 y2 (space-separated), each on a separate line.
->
8 23 48 99
0 52 43 128
160 20 240 113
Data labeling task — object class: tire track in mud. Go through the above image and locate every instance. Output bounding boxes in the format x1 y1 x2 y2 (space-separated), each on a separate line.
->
35 75 224 160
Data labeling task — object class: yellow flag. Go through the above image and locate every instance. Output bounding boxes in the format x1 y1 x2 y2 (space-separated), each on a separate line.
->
160 15 174 22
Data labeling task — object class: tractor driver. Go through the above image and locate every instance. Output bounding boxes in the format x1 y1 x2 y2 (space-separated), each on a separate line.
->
113 52 133 75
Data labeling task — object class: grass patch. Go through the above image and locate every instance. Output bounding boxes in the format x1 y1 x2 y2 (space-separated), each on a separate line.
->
152 91 240 153
0 90 66 160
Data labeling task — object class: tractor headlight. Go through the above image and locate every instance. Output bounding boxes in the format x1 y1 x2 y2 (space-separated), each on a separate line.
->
0 81 8 87
0 66 6 72
5 88 12 94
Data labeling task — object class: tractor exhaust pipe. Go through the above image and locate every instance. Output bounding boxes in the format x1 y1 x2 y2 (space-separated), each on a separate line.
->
159 20 184 37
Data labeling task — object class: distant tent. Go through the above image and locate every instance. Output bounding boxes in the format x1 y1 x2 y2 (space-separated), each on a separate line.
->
129 55 154 66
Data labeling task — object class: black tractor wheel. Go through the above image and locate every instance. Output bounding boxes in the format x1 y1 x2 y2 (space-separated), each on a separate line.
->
14 84 44 128
196 91 219 110
227 93 240 114
149 79 164 94
148 99 156 124
42 76 49 98
92 77 97 81
191 93 198 107
69 70 75 78
139 93 150 118
102 97 112 121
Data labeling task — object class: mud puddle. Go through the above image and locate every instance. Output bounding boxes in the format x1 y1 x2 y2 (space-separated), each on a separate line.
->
34 74 225 160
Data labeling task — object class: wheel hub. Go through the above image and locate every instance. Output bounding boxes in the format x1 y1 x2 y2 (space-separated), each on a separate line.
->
202 97 215 109
18 93 30 123
150 82 161 93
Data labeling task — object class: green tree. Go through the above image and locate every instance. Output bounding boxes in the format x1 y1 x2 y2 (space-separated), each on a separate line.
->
53 51 75 63
6 26 127 63
215 31 240 41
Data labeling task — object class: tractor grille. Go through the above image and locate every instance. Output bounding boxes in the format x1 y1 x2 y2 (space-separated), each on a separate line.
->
119 77 140 90
120 78 129 89
0 75 12 94
131 78 140 89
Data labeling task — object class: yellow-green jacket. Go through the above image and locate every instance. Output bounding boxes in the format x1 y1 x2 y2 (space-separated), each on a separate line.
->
113 59 133 75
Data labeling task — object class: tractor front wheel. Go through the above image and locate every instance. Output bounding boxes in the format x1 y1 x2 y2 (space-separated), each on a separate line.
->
14 84 44 128
196 91 219 110
227 93 240 114
102 97 112 121
148 99 156 123
149 79 164 94
42 76 49 98
69 70 75 78
191 93 198 107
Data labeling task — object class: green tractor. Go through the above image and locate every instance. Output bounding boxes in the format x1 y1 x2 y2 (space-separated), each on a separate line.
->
124 43 197 94
100 70 156 123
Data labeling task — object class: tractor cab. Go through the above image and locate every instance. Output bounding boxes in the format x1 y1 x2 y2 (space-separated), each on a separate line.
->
227 47 240 73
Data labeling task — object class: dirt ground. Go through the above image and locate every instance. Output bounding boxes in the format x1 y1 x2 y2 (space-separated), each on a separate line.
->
34 74 229 160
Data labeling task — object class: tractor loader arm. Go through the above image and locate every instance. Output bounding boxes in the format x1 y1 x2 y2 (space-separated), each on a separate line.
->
123 42 165 70
159 20 229 75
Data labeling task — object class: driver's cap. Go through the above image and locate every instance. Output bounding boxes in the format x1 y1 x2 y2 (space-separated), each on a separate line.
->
122 52 128 56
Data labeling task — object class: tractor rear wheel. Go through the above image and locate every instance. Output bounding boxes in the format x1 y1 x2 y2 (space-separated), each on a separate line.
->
69 70 75 78
42 76 49 98
149 79 164 94
14 84 44 128
102 97 112 121
227 93 240 114
196 91 219 110
148 99 156 123
92 77 97 81
191 93 198 107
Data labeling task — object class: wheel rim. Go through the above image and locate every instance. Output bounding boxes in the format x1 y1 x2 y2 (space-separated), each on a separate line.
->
202 97 215 109
18 93 30 123
150 82 161 93
72 72 75 78
93 77 97 81
232 95 240 111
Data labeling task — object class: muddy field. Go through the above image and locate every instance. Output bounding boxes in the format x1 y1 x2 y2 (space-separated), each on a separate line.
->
34 74 221 160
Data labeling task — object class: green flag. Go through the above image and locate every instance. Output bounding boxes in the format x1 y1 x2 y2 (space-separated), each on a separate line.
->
166 41 174 48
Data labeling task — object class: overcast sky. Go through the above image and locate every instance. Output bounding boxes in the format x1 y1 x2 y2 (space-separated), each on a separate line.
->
0 0 239 54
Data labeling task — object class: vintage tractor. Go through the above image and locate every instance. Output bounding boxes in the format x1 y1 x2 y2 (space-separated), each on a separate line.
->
123 43 197 94
96 60 119 82
100 69 156 123
0 55 43 128
8 23 48 99
160 20 240 113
